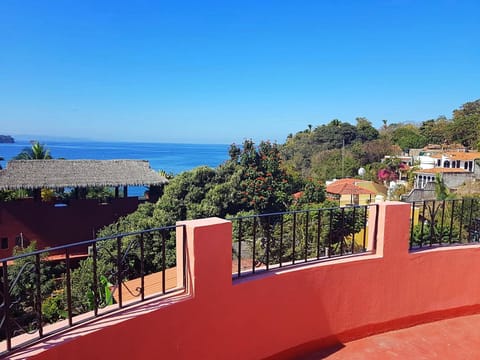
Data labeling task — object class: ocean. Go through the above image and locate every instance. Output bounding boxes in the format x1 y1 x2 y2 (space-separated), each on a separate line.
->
0 139 231 196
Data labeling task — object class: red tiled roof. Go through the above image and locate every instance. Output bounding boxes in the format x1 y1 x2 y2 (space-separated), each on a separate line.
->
430 152 480 160
326 179 376 195
414 168 468 174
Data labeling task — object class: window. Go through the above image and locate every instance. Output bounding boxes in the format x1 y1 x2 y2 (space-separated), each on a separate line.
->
437 159 441 166
1 237 8 250
353 194 359 205
444 160 450 168
457 160 461 168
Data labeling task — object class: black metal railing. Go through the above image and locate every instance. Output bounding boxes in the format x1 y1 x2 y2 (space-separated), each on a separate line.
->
231 204 378 278
0 224 186 355
410 199 480 250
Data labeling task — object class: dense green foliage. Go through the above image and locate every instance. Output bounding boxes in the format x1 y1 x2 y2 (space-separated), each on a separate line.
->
4 243 67 334
93 99 480 238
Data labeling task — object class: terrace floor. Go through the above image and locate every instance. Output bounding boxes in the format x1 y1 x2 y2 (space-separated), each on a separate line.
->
297 313 480 359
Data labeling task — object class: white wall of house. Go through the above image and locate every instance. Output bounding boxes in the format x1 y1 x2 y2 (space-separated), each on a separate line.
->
438 156 475 171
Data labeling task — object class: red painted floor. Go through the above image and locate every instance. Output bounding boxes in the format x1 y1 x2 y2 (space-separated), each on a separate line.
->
298 314 480 359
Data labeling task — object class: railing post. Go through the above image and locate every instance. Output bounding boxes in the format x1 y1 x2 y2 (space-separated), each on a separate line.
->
373 202 411 258
252 217 257 273
65 248 73 326
176 224 186 290
116 236 123 308
161 230 166 294
292 212 297 263
2 260 11 352
177 218 232 297
35 254 43 338
237 219 243 276
140 233 145 301
304 212 309 262
92 242 98 316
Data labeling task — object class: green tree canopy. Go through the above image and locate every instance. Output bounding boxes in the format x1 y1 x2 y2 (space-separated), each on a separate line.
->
15 142 52 160
391 124 427 151
419 116 450 145
232 140 295 214
355 117 379 143
449 99 480 148
312 119 358 150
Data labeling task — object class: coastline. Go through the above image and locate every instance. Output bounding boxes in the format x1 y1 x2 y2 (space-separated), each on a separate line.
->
0 139 230 175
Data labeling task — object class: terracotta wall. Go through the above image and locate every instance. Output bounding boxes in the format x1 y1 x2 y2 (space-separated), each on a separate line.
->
0 198 139 257
22 202 480 359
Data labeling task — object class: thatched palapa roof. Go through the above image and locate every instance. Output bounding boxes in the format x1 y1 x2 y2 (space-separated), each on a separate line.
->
0 160 168 190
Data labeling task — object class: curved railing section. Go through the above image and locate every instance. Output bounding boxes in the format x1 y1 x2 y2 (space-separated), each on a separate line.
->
409 199 480 250
231 204 378 279
0 225 186 356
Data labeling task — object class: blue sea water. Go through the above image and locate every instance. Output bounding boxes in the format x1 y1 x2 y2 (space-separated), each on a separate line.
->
0 139 231 196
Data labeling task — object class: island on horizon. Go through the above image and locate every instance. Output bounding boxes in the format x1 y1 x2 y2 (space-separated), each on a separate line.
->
0 135 15 143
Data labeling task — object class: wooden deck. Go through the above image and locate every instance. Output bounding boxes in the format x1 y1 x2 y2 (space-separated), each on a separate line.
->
113 267 178 303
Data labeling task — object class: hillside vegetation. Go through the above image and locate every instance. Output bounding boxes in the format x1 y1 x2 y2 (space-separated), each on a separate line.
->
97 99 480 236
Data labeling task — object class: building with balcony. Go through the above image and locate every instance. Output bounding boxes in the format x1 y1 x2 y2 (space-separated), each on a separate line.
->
397 147 480 201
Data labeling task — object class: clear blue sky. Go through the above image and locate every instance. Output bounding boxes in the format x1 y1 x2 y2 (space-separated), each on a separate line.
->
1 0 479 144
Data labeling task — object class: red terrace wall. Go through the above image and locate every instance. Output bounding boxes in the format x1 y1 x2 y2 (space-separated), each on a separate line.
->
22 202 480 360
0 198 139 257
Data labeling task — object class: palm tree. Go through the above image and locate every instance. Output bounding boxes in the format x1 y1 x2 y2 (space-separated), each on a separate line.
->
14 142 52 201
15 142 52 160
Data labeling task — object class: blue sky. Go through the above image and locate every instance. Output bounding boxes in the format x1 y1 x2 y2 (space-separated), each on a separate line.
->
1 0 479 144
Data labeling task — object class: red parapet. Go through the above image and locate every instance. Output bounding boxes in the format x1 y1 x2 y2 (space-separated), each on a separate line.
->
12 202 480 360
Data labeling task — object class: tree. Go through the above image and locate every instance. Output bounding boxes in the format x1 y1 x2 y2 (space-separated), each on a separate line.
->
12 142 53 201
281 131 316 177
152 166 218 222
391 124 427 151
351 138 400 166
15 142 52 160
294 178 326 206
312 120 358 150
4 243 64 336
311 148 359 181
70 255 114 313
234 140 294 214
355 117 379 143
0 189 29 202
434 173 453 201
450 99 480 148
377 156 405 184
419 117 450 145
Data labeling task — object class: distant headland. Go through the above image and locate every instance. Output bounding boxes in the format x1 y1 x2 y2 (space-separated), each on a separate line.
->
0 135 15 143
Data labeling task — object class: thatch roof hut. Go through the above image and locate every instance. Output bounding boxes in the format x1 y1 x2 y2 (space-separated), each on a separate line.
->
0 160 168 191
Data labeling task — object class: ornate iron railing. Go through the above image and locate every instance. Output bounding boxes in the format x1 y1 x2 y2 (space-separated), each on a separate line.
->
231 204 378 278
410 199 480 250
0 224 186 355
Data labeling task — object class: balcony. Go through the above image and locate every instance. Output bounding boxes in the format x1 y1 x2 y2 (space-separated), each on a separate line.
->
3 201 480 359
